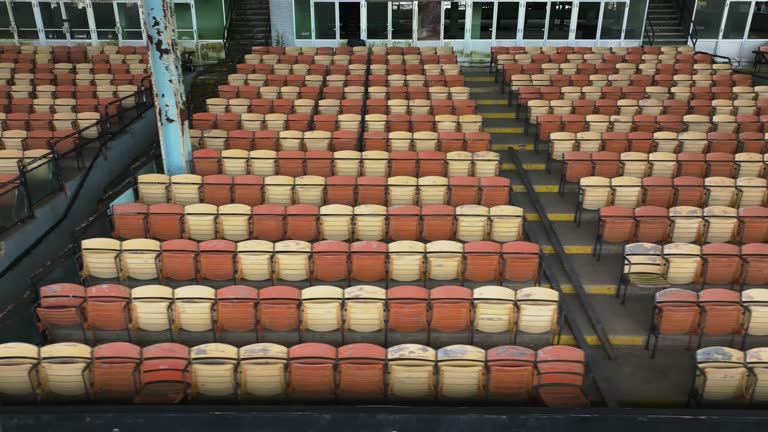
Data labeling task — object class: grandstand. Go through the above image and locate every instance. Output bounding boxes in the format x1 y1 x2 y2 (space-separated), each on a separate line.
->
0 0 767 431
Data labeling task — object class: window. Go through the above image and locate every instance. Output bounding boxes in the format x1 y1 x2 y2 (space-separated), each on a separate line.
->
624 0 647 39
367 2 389 39
694 0 726 39
314 2 336 39
0 4 13 39
93 3 118 40
64 2 92 40
548 1 573 39
575 2 600 39
749 1 768 39
418 1 441 41
470 1 494 39
392 2 414 40
495 2 520 39
194 0 224 40
443 1 467 40
722 2 750 38
600 1 625 39
117 3 143 40
523 2 547 39
174 3 195 40
39 1 66 40
294 0 312 39
12 2 39 39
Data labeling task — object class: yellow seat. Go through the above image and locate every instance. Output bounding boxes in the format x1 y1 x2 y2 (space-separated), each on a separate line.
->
301 285 343 333
120 238 161 280
436 345 486 400
130 284 174 332
238 343 288 398
663 243 702 285
319 204 353 241
742 289 768 336
189 343 239 399
81 238 122 280
473 285 516 334
418 176 448 206
264 175 294 205
138 174 170 205
173 285 216 333
0 343 40 400
695 347 747 403
387 344 436 400
39 343 92 398
425 240 463 281
343 285 386 334
516 287 559 334
455 205 490 242
274 240 311 282
388 241 426 282
489 205 524 242
170 174 202 206
236 240 274 282
354 204 387 241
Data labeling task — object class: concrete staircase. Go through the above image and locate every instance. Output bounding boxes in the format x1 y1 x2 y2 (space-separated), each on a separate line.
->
645 0 690 46
225 0 271 62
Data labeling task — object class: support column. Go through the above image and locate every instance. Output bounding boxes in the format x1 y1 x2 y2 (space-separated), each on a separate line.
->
140 0 192 175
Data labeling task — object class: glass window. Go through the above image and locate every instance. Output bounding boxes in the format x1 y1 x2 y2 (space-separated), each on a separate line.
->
600 1 625 39
368 2 389 39
392 2 413 40
117 3 143 40
722 2 750 38
294 0 312 39
470 1 494 39
194 0 224 39
575 2 600 39
693 0 726 38
173 3 195 40
339 2 360 40
624 0 647 39
418 1 441 41
93 3 117 40
548 1 573 39
495 2 520 39
13 2 39 39
64 3 91 40
443 1 467 40
523 2 547 39
749 1 768 38
314 2 336 39
39 1 66 40
0 4 13 39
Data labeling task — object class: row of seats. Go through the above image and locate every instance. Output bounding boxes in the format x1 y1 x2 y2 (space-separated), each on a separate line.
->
536 115 768 142
491 45 693 61
549 131 768 159
596 206 768 249
0 96 135 116
619 242 768 299
188 130 490 153
0 61 148 74
0 43 148 59
0 72 149 88
207 86 474 103
242 53 458 66
518 87 765 107
111 202 525 243
0 112 101 134
234 62 462 77
136 174 511 208
505 70 748 90
191 149 501 178
0 342 585 406
500 62 739 79
578 176 766 212
80 238 541 285
691 346 768 406
36 284 557 345
649 289 768 358
0 84 141 101
251 46 454 55
561 152 765 185
228 72 465 87
529 99 768 124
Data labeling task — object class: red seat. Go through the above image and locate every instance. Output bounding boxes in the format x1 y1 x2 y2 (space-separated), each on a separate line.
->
701 243 742 289
36 283 86 341
350 240 387 282
634 206 670 243
592 151 621 178
677 153 706 178
85 284 131 339
487 346 536 402
387 285 429 339
707 132 738 154
739 206 768 243
198 239 236 281
697 288 744 346
356 176 386 205
429 285 472 342
251 204 286 241
134 343 190 404
647 288 700 357
285 204 319 241
641 177 674 208
111 202 148 239
705 152 735 178
287 343 337 400
595 207 635 258
673 176 705 207
160 239 198 282
463 241 501 283
388 205 421 241
390 151 418 177
253 130 279 151
562 152 592 185
421 204 455 241
306 151 333 177
535 346 588 408
92 342 141 400
311 240 350 283
418 151 446 177
480 177 510 207
738 132 765 154
202 175 234 206
449 176 480 206
215 285 259 334
602 132 628 153
326 176 356 206
502 241 541 284
192 149 221 176
337 343 386 400
233 175 264 206
742 243 768 288
258 286 300 340
148 204 184 241
217 113 241 131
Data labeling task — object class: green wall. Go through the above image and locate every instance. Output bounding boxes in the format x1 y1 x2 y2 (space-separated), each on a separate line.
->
295 0 312 39
194 0 226 40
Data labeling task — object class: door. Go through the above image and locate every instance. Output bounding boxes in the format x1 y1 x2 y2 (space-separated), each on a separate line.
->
0 2 17 42
391 1 415 45
467 1 495 54
547 1 574 42
91 1 118 41
598 1 628 45
312 0 337 46
62 0 94 41
573 1 600 45
495 1 522 44
115 1 144 43
441 1 469 52
338 1 361 43
37 1 67 41
417 0 443 47
716 0 754 59
365 1 389 44
522 0 548 44
10 1 42 40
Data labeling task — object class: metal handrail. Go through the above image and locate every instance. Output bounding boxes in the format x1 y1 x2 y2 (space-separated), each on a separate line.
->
644 16 657 46
675 0 698 48
223 0 240 61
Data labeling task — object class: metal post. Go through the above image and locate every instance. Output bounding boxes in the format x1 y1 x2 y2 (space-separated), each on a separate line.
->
139 0 192 175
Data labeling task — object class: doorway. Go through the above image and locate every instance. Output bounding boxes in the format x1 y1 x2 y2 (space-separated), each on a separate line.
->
339 1 360 41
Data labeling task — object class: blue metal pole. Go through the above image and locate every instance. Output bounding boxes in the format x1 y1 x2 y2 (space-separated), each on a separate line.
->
140 0 192 175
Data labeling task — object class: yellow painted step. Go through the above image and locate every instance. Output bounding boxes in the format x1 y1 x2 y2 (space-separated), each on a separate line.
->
512 185 559 193
464 76 495 82
501 162 546 171
470 87 498 93
485 127 524 134
481 112 517 119
542 245 594 255
525 213 575 222
492 143 534 151
476 99 508 105
558 335 646 346
558 284 617 295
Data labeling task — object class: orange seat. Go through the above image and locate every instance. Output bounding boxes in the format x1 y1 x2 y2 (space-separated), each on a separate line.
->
449 176 480 206
387 286 429 342
92 342 141 400
421 204 455 241
701 243 742 290
739 207 768 243
390 151 418 177
634 206 670 243
251 204 286 241
233 175 264 206
258 286 300 341
277 150 305 177
464 241 501 284
198 239 236 281
337 343 386 400
326 176 356 206
202 175 234 206
502 241 541 284
160 239 198 282
388 205 421 241
134 343 190 404
285 204 319 241
85 284 131 340
429 285 472 344
192 149 221 176
480 177 510 207
36 283 86 341
697 288 744 348
215 285 259 334
647 288 699 358
287 343 337 400
595 206 635 259
535 346 588 408
356 176 386 205
487 346 536 402
673 176 705 207
111 202 148 239
148 204 184 241
306 151 333 177
677 153 706 178
742 243 768 288
642 177 674 208
311 240 350 283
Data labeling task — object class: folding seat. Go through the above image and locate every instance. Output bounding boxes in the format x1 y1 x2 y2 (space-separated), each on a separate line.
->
273 240 311 282
705 177 737 207
137 174 170 205
233 175 264 206
263 175 293 206
212 284 259 340
181 203 216 241
169 174 202 206
85 342 140 401
738 132 765 154
667 205 704 244
350 176 383 206
594 206 635 258
484 346 536 402
337 343 386 400
111 202 149 239
697 289 745 349
250 286 299 345
611 176 643 208
120 238 161 281
578 176 611 218
739 206 768 243
646 288 699 358
735 152 764 178
534 346 588 408
134 343 190 404
38 343 92 400
159 239 198 282
436 345 486 400
306 240 350 285
317 204 352 241
736 177 767 207
387 344 436 400
35 283 86 343
148 204 184 240
80 238 121 282
661 242 702 287
283 204 318 241
172 284 217 340
673 176 705 207
677 152 706 178
346 240 388 283
461 241 501 284
428 286 472 347
197 239 236 281
294 175 325 206
618 243 669 301
620 152 649 178
332 150 361 177
248 150 277 176
287 343 336 400
705 153 736 178
189 343 241 399
701 206 738 244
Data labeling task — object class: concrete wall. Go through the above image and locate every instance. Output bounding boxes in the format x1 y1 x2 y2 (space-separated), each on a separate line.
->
270 0 296 46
